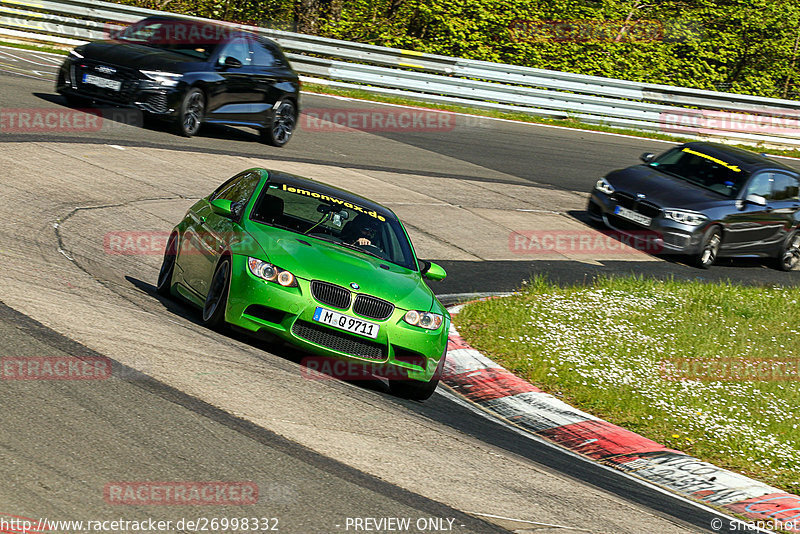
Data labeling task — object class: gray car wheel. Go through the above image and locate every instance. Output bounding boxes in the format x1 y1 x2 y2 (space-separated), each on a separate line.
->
695 226 721 269
776 231 800 271
178 88 205 137
260 99 296 147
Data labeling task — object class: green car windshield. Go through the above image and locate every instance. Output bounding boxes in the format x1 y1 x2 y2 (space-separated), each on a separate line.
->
648 147 750 198
250 183 417 271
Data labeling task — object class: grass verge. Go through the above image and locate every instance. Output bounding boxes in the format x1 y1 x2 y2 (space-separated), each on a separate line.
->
3 38 800 160
0 39 68 56
453 275 800 495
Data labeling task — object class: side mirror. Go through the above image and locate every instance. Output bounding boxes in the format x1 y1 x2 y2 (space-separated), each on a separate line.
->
421 261 447 281
745 194 767 207
223 56 242 69
209 198 234 217
640 152 656 163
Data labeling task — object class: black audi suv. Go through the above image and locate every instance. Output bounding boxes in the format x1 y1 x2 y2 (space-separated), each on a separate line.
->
588 142 800 270
56 15 300 146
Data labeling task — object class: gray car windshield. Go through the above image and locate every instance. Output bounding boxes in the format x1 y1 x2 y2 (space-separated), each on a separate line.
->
250 183 417 271
649 147 750 198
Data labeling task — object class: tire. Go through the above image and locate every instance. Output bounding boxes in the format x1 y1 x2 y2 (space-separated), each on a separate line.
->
585 201 607 229
202 257 231 330
177 88 205 137
260 99 296 147
156 232 178 297
63 93 88 108
775 230 800 271
390 353 445 402
694 226 721 269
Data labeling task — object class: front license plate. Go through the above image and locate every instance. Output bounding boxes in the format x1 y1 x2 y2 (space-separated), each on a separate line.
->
313 307 380 339
82 73 122 91
614 205 652 226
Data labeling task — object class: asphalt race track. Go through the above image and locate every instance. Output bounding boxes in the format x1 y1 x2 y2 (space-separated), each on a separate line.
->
0 46 787 533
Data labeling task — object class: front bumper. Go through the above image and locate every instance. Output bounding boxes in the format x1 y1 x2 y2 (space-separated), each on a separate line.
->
56 58 183 116
588 190 708 254
224 255 448 383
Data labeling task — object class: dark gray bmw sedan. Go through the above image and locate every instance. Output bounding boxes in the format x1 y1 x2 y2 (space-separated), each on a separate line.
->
588 142 800 270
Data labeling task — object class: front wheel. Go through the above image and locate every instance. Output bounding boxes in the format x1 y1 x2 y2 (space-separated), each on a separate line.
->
63 93 89 108
202 258 231 330
260 99 296 147
389 354 445 401
177 88 205 137
694 226 721 269
775 231 800 271
156 232 178 297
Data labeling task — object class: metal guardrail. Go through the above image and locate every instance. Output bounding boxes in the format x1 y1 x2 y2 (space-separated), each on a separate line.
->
2 0 800 147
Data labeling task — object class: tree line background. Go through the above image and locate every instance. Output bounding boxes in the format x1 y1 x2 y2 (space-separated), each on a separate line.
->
118 0 800 99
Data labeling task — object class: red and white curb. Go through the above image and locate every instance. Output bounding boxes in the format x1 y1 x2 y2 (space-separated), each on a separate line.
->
442 302 800 532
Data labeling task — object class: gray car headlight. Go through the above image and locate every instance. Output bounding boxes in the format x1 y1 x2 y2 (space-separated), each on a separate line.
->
140 70 183 87
595 177 615 195
663 209 708 226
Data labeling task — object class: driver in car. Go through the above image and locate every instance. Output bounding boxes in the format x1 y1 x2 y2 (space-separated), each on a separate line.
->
342 214 381 248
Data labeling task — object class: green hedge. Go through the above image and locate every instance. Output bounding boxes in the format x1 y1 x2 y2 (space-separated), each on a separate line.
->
117 0 800 99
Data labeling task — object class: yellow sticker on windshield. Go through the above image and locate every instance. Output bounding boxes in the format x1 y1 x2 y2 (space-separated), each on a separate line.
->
281 184 386 221
682 148 741 172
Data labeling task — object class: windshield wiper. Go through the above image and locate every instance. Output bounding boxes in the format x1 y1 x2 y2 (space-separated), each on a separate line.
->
335 241 384 260
653 166 707 186
650 165 683 180
255 220 295 232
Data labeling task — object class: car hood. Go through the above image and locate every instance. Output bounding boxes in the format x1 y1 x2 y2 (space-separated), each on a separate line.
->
242 226 435 312
77 41 200 72
607 166 734 210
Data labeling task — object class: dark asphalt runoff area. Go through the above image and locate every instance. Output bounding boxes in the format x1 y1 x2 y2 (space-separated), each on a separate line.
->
0 300 505 534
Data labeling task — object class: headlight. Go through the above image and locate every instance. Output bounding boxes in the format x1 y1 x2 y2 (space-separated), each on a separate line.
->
404 310 443 330
69 49 84 59
247 257 298 287
663 209 708 226
140 70 183 87
595 177 615 195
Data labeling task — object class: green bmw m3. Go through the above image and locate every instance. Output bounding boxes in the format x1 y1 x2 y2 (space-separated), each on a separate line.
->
157 168 450 400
